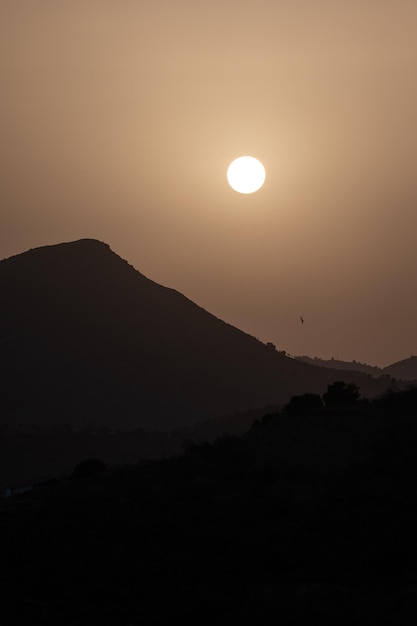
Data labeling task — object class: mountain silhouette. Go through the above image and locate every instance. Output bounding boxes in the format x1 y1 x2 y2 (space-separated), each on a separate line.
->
382 356 417 381
295 355 382 376
0 239 393 429
295 354 417 381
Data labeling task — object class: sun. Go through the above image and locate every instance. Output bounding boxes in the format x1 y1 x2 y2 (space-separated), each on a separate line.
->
227 156 266 194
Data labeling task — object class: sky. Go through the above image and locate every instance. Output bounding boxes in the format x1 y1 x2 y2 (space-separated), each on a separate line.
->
1 1 417 367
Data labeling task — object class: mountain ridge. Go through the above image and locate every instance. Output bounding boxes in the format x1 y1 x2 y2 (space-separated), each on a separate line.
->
295 354 417 381
0 239 397 430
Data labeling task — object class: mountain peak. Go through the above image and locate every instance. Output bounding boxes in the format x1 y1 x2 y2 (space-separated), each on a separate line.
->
54 238 111 251
0 240 394 430
12 237 110 257
2 239 116 271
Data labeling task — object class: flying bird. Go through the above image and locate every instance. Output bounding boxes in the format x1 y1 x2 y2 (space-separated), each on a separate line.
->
300 316 304 325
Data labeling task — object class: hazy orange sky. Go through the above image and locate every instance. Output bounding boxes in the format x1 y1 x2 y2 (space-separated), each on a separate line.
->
1 1 417 367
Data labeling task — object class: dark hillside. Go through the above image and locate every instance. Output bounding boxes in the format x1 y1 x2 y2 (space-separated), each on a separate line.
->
1 386 416 625
296 354 417 382
295 355 382 376
0 240 393 430
383 355 417 381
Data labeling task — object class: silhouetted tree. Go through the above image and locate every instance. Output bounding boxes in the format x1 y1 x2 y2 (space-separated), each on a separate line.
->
70 458 106 479
323 381 360 407
283 393 323 415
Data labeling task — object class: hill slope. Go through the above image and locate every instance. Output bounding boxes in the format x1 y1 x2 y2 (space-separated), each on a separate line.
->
295 355 382 376
2 388 417 625
296 354 417 382
383 356 417 381
0 239 392 429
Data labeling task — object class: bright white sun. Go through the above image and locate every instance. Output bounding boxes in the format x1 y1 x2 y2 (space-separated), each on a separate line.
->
227 156 266 194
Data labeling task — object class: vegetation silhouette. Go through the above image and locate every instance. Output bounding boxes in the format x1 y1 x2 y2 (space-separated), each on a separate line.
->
70 458 107 480
283 392 323 415
1 382 416 625
322 380 360 407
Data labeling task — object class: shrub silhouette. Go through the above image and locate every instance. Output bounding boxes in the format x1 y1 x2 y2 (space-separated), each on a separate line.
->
283 393 323 415
323 381 360 407
70 458 107 479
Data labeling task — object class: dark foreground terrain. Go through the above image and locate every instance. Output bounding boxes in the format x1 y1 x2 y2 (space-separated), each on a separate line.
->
2 384 417 625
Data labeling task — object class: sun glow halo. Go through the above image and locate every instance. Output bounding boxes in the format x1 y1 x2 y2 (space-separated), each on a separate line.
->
227 156 266 194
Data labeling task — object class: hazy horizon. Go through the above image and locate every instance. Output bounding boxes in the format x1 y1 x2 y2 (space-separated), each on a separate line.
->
2 1 417 367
